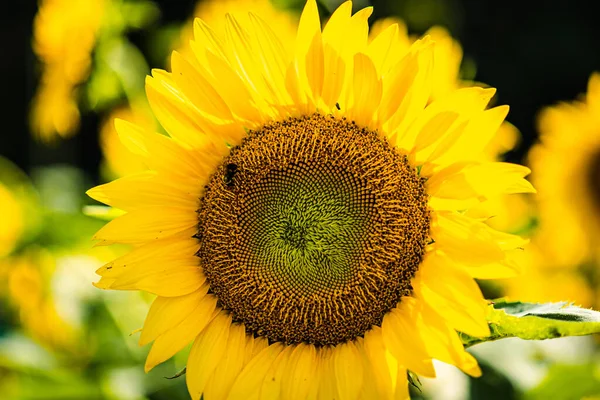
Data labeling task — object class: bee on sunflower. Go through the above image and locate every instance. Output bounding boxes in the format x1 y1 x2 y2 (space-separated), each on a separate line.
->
87 1 535 398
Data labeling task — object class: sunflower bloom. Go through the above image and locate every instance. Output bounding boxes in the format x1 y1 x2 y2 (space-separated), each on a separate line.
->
88 1 535 398
530 73 600 267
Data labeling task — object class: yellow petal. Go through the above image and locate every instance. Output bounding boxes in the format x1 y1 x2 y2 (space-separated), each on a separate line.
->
334 340 364 400
203 323 248 399
107 266 205 297
225 14 275 108
191 17 227 64
304 29 324 106
381 298 436 377
258 345 294 400
280 343 317 400
379 38 431 125
320 44 345 110
112 118 150 158
316 346 337 400
114 118 226 183
322 1 353 45
347 53 382 128
427 161 535 210
146 71 219 149
431 211 505 265
295 0 321 67
393 367 409 400
319 2 357 110
417 304 482 377
92 206 196 245
87 171 199 212
413 251 490 337
186 311 232 400
361 327 394 399
367 21 410 77
324 3 372 66
246 336 269 364
431 211 528 272
205 49 266 125
96 235 198 279
170 51 236 122
139 287 209 346
406 87 495 160
248 13 292 106
296 0 322 106
227 343 285 400
145 294 217 371
382 38 434 144
427 106 509 169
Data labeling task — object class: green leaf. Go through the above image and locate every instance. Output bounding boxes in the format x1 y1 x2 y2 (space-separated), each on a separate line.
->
461 300 600 347
525 363 600 400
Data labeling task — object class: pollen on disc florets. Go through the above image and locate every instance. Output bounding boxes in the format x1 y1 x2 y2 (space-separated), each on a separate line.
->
196 113 430 346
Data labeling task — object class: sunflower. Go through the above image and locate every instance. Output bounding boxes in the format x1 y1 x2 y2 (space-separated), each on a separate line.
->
529 73 600 268
30 0 105 141
88 1 535 398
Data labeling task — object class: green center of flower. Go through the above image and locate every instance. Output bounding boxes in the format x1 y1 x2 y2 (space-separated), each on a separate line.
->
241 162 374 298
197 114 430 346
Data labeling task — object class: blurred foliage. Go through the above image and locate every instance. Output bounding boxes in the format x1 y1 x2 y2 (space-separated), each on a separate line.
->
0 155 189 399
526 363 600 400
469 362 520 400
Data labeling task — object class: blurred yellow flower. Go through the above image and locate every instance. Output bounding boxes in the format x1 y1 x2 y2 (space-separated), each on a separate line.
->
500 73 600 309
30 69 82 140
0 183 23 257
484 120 520 162
500 243 594 307
530 73 600 268
30 0 106 141
2 251 77 352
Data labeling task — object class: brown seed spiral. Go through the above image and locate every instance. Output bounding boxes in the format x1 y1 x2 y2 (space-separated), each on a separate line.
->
196 113 430 346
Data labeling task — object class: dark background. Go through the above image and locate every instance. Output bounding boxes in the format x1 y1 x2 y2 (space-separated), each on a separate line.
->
2 0 599 178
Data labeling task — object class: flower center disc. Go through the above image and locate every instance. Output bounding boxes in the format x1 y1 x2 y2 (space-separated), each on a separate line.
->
197 114 430 345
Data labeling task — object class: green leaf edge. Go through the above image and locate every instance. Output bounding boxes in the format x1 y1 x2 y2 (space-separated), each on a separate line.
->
460 299 600 348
